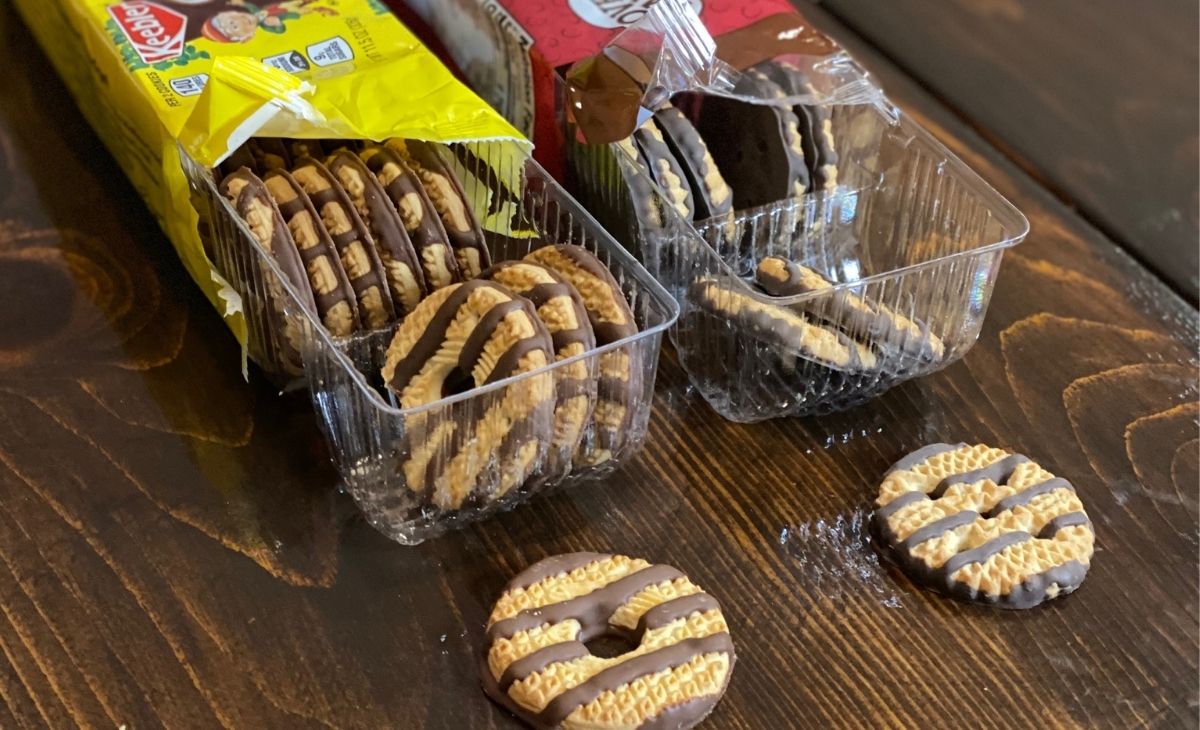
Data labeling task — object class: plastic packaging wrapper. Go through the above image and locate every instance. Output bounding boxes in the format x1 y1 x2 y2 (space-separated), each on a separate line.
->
15 0 680 542
14 0 524 353
400 0 1028 423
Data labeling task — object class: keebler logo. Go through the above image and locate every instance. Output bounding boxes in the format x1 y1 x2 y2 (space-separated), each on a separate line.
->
107 2 187 64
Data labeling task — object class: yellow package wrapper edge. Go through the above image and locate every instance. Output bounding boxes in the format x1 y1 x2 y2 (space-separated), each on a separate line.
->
12 0 527 363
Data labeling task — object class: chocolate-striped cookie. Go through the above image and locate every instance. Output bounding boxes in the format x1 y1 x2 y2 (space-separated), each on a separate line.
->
689 276 876 372
752 61 839 191
392 139 491 278
262 168 360 336
381 280 555 508
756 257 944 363
613 135 670 232
483 553 735 730
873 443 1095 609
219 167 317 371
652 104 733 222
525 245 639 466
361 144 462 290
632 118 694 222
326 149 427 315
694 73 809 210
480 261 597 470
290 156 396 330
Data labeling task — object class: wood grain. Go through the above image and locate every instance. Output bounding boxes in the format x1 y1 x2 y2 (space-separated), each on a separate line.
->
0 3 1197 729
811 0 1200 300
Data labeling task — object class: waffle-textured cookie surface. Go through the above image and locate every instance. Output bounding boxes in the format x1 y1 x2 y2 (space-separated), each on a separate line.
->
873 443 1095 609
483 553 735 730
381 280 555 508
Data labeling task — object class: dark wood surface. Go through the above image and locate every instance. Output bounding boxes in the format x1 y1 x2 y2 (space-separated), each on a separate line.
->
813 0 1200 300
1 2 1198 728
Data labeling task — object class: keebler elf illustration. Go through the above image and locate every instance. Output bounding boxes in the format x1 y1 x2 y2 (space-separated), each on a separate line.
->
159 0 336 43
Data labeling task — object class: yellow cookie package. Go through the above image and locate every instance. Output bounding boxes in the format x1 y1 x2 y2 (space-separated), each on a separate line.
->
12 0 524 350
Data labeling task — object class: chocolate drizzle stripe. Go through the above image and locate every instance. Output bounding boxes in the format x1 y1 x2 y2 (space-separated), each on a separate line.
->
332 229 359 248
387 280 491 393
939 531 1032 578
482 335 553 386
1036 512 1092 539
930 454 1032 499
306 187 340 207
901 510 981 550
984 478 1075 518
886 443 965 475
641 694 724 730
314 289 347 313
277 197 307 219
875 490 929 521
597 374 633 403
635 593 720 634
551 327 593 355
457 299 526 373
522 282 573 307
536 633 734 726
487 564 684 643
555 377 593 402
504 553 611 594
498 641 590 692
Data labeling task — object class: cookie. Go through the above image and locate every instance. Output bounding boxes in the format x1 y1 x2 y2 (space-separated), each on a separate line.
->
381 280 555 508
483 553 735 730
525 245 639 466
688 276 876 372
286 139 326 161
612 136 670 232
219 167 318 371
326 149 427 315
361 144 462 290
751 62 839 191
694 72 809 210
632 118 694 222
873 443 1095 609
756 257 945 363
289 156 397 330
480 261 597 468
262 168 360 336
250 137 291 171
391 139 491 278
651 104 733 222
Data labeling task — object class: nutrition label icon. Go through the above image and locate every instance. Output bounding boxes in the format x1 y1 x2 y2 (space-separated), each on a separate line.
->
306 36 353 66
169 73 210 95
262 50 310 73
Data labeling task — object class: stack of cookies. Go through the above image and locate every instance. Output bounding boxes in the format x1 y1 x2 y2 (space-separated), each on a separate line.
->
619 60 840 235
683 255 944 396
218 140 642 511
219 137 490 339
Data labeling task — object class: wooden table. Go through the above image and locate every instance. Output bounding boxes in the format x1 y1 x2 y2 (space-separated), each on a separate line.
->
0 2 1196 727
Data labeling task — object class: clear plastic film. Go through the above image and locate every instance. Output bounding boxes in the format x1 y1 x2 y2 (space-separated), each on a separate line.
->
564 0 886 144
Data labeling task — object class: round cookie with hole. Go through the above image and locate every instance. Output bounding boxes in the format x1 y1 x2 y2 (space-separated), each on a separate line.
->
873 443 1095 609
482 552 735 730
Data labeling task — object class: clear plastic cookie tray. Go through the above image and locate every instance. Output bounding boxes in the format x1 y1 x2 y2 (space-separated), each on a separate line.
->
570 101 1028 423
185 144 678 543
